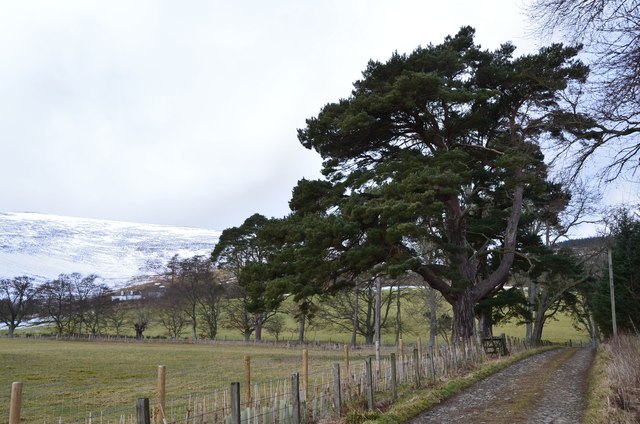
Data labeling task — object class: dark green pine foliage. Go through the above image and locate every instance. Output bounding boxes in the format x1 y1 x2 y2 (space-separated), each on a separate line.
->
277 27 595 340
211 214 285 340
593 210 640 337
476 287 530 329
211 213 286 313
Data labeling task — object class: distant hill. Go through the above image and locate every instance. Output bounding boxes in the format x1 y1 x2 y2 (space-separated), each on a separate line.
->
0 212 220 286
558 236 607 251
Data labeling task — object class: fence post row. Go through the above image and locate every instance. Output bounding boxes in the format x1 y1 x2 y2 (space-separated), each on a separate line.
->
9 381 22 424
11 336 535 423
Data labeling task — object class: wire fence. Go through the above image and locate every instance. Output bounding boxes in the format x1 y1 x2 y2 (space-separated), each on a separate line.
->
4 336 539 424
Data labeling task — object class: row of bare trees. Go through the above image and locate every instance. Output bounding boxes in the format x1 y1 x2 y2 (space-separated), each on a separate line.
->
0 273 111 337
0 254 456 344
0 258 228 340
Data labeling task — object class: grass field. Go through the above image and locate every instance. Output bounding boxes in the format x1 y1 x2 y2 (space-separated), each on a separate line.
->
0 338 363 422
494 314 590 344
2 303 591 345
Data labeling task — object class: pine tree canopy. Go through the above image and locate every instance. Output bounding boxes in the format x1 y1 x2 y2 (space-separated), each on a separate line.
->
272 27 597 339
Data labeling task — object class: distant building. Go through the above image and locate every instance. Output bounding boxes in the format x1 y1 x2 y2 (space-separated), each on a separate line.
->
111 290 143 301
141 283 166 298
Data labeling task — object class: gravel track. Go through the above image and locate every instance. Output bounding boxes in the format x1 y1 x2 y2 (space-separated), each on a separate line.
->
409 348 595 424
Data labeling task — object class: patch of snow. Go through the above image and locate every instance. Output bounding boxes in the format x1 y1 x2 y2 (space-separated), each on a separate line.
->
0 212 220 287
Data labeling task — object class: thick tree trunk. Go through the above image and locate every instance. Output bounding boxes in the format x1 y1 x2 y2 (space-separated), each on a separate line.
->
532 313 546 345
452 291 476 342
212 322 218 339
478 309 493 337
364 331 374 345
7 325 16 337
135 324 144 339
191 320 197 341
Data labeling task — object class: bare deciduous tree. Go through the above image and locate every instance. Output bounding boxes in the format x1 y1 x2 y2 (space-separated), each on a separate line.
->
106 300 128 337
197 270 226 340
40 277 74 336
0 276 39 337
529 0 640 179
130 300 150 339
315 278 396 345
82 285 112 336
156 289 188 339
263 314 285 342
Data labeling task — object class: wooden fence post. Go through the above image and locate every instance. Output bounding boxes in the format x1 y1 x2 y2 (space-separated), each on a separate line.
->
343 344 350 383
430 346 437 379
398 338 405 382
9 382 22 424
501 333 508 355
136 398 150 424
156 365 165 424
302 349 309 402
231 382 241 424
365 357 374 410
243 355 251 407
390 353 397 401
291 373 301 424
413 348 421 388
332 363 341 414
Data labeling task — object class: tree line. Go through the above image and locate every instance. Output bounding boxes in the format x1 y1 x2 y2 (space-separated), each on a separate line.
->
0 255 451 344
1 208 638 344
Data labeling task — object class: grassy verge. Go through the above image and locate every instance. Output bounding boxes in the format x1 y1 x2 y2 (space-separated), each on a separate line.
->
343 346 558 424
584 334 640 424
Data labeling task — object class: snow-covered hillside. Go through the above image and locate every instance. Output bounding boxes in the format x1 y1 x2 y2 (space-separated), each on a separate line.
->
0 212 220 286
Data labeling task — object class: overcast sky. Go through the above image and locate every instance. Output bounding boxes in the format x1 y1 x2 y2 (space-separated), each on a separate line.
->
1 1 633 232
